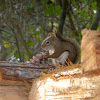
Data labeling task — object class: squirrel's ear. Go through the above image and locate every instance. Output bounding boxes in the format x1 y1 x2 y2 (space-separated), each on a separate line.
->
48 32 56 38
53 28 57 33
48 28 57 37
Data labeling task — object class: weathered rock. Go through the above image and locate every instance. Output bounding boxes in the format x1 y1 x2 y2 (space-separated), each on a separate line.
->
29 68 100 100
81 29 100 72
0 85 28 100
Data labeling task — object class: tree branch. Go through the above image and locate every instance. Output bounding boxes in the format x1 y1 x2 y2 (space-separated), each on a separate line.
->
57 0 68 34
69 0 81 31
67 12 79 36
15 23 31 59
65 1 79 36
13 32 22 62
91 0 100 30
34 0 51 32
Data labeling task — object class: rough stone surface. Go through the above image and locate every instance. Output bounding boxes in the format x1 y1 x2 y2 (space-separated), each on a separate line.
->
29 69 100 100
0 86 28 100
81 29 100 72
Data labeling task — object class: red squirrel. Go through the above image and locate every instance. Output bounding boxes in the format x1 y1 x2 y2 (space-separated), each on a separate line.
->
41 28 79 65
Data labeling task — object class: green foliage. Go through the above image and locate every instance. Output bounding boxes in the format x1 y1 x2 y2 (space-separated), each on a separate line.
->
7 49 16 57
51 0 56 3
0 0 2 3
14 51 19 58
42 0 47 7
45 4 55 15
78 32 82 40
91 2 97 10
0 0 99 62
26 40 35 46
24 53 30 60
30 26 34 31
27 2 34 11
56 5 61 15
3 41 11 48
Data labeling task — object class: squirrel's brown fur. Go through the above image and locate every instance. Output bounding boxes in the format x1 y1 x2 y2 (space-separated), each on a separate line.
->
41 28 79 65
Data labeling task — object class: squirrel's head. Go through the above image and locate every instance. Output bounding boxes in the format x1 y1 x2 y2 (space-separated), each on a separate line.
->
41 29 58 51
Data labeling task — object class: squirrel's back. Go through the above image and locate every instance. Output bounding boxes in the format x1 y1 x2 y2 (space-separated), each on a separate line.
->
41 28 80 64
56 32 79 63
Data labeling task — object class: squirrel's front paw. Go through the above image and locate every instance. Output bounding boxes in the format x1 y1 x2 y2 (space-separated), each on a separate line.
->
43 55 49 59
41 51 49 59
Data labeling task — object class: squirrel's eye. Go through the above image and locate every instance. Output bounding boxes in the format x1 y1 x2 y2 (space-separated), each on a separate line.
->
46 41 50 45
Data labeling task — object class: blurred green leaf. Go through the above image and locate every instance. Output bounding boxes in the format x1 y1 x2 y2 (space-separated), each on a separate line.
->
56 5 61 15
27 3 34 11
0 0 2 3
91 2 97 10
3 41 11 48
26 40 35 46
7 49 16 57
51 0 56 3
45 4 55 15
78 32 82 40
28 3 33 8
14 51 19 58
41 71 48 75
24 53 30 60
20 51 24 56
35 31 40 35
18 42 21 46
42 0 46 7
30 26 34 31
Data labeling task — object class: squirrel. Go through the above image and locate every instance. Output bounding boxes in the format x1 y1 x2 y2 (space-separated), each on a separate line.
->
41 28 79 65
